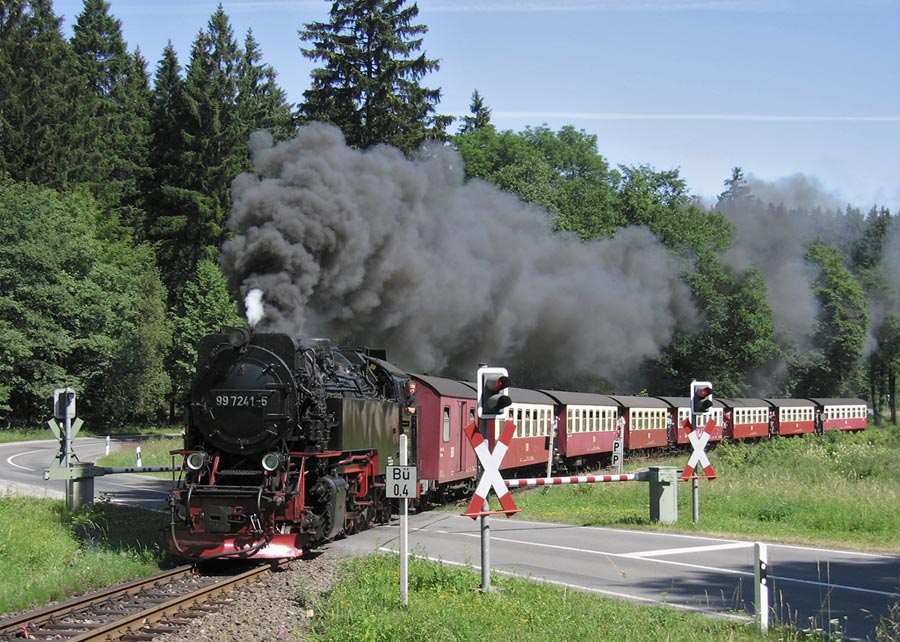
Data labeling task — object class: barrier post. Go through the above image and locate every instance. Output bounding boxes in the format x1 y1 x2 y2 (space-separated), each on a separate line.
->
67 462 95 511
649 466 678 523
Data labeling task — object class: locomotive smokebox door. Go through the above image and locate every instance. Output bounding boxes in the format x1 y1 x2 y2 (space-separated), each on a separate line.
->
191 332 298 454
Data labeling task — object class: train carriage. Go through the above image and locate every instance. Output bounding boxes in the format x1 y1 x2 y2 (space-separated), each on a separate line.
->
606 395 669 450
765 398 816 436
718 398 772 440
808 398 868 432
539 390 619 465
654 397 724 446
411 375 479 498
501 387 557 473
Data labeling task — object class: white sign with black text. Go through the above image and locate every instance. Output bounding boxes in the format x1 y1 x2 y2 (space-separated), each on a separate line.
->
386 465 417 499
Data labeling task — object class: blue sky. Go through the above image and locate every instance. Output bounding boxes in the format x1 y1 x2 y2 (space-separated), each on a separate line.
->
53 0 900 210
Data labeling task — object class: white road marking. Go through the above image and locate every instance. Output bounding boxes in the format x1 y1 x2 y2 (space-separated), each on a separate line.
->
622 542 752 558
422 527 900 598
7 449 46 471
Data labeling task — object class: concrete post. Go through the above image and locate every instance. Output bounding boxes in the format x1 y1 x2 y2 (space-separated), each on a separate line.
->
649 465 678 523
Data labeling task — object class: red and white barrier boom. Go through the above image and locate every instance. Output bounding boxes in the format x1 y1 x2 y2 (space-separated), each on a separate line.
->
506 472 648 488
462 419 521 518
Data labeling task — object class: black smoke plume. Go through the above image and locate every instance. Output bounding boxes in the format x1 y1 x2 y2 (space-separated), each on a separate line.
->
221 123 697 387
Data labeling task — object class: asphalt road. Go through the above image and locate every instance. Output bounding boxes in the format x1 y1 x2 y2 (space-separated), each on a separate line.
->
1 436 175 511
331 509 900 640
3 438 899 640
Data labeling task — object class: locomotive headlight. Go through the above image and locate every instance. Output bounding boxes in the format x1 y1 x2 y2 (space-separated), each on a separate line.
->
185 451 209 471
261 452 283 472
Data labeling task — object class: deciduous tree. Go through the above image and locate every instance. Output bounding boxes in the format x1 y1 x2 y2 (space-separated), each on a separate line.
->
0 179 170 427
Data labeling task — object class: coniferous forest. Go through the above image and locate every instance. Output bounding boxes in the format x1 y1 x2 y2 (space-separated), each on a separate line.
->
1 0 897 430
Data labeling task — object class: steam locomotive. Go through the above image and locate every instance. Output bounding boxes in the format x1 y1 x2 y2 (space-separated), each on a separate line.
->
167 328 868 561
167 328 408 560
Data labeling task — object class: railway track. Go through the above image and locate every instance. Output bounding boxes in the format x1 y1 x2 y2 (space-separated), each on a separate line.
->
0 561 285 641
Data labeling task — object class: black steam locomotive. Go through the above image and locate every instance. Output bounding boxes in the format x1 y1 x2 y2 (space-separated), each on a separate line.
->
167 328 409 560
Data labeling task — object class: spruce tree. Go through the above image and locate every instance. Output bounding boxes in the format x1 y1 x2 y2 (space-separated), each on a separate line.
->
298 0 451 153
69 0 151 235
148 8 242 303
147 6 292 305
238 30 295 143
458 89 491 134
0 0 81 187
147 43 185 196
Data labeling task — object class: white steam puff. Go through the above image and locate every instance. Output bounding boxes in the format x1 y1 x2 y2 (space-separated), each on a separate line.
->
221 123 698 388
244 288 265 328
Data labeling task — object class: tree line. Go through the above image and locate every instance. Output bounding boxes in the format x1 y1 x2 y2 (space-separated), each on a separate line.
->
0 0 896 429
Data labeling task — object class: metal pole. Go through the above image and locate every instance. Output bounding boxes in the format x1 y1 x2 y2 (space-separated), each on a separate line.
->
400 434 409 606
690 407 699 523
755 542 769 634
63 403 72 468
546 418 555 478
692 476 700 523
479 416 491 592
64 396 73 507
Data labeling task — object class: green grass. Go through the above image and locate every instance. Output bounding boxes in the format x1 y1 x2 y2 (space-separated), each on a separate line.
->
306 554 776 642
493 426 900 553
95 434 183 472
0 498 166 615
0 427 56 443
0 425 181 444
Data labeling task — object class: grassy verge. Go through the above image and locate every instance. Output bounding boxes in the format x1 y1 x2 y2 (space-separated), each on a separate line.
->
95 433 183 474
0 427 56 443
0 498 167 615
0 425 181 444
308 554 779 642
497 426 900 553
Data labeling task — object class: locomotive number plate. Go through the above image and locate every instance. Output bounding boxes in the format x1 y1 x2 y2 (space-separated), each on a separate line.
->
212 390 271 408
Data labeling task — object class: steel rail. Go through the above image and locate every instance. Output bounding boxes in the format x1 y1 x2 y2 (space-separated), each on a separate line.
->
67 562 282 642
0 565 195 636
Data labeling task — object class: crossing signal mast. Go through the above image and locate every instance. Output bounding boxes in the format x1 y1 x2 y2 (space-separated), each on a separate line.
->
477 366 512 419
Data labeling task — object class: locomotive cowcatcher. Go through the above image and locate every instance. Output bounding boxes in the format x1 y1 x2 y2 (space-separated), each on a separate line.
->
167 328 408 561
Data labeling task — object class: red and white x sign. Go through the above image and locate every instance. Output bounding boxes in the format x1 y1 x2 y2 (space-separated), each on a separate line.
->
682 418 718 480
462 419 521 518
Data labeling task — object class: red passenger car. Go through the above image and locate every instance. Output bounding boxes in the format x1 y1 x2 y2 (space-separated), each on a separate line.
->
606 395 669 450
765 398 816 436
502 388 557 473
808 398 868 432
539 390 618 466
718 398 772 440
411 375 478 499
